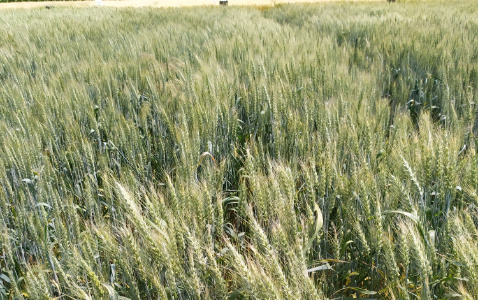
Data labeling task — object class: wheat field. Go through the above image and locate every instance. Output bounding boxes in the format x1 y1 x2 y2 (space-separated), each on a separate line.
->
0 0 383 10
0 1 478 299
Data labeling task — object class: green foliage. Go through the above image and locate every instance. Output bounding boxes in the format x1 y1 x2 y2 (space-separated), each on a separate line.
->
0 1 478 299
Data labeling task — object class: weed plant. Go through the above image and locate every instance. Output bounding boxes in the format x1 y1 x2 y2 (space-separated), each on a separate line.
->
0 1 478 299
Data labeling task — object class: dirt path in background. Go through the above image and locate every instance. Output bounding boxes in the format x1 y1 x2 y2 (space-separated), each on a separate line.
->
0 0 382 10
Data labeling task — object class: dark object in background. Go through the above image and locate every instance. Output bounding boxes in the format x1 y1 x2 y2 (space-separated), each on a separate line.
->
388 0 396 2
45 5 55 9
219 1 228 5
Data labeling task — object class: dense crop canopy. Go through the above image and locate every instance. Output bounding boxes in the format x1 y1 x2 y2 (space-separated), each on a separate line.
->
0 1 478 299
